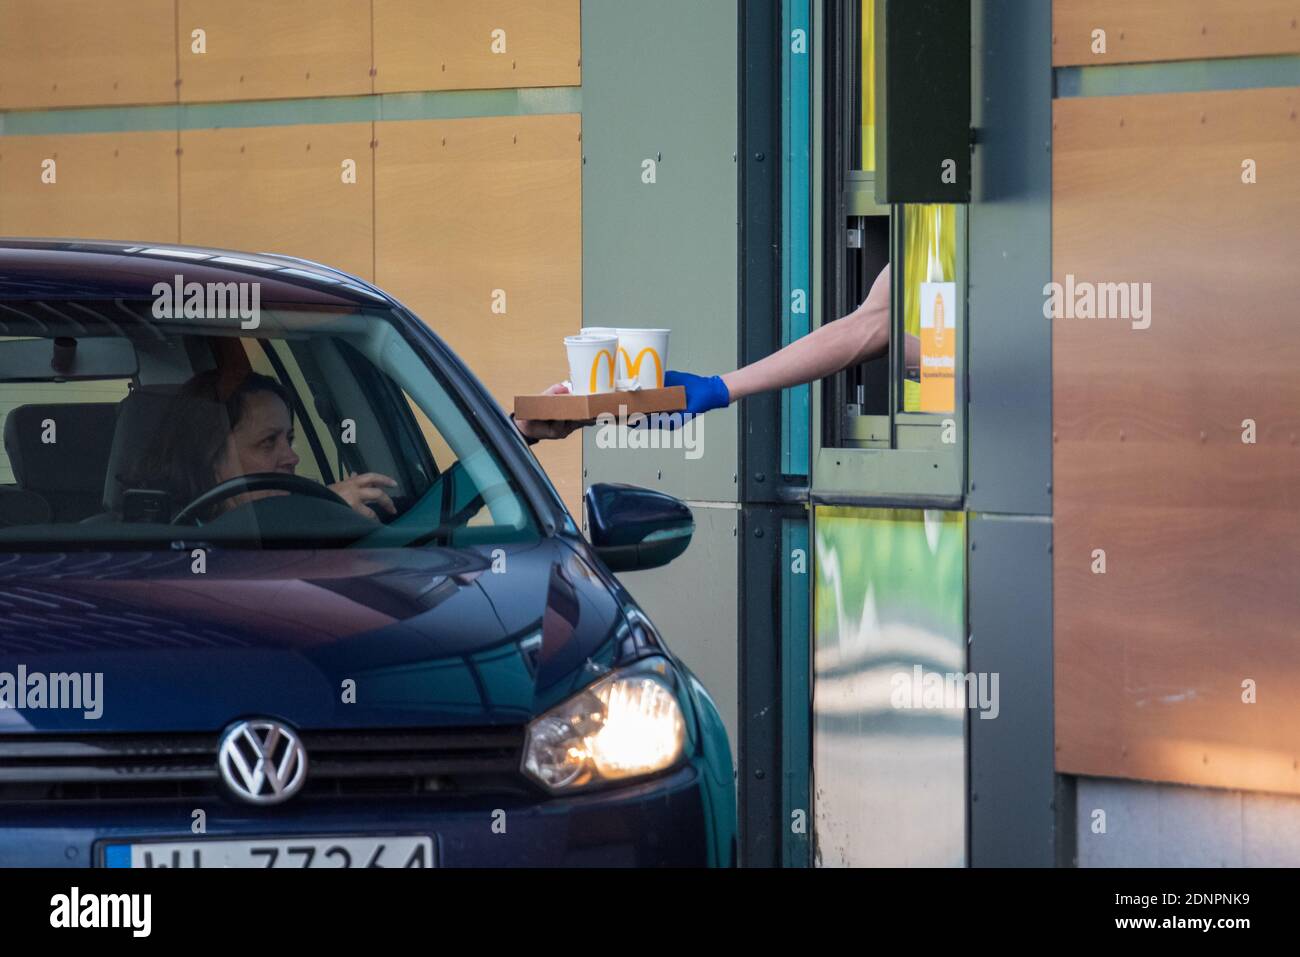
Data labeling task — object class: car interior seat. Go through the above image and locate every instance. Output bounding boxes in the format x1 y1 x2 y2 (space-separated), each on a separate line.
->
95 385 183 521
2 402 118 523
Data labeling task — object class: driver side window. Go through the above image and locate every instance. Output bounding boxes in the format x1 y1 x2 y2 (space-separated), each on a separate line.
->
401 392 492 528
243 338 333 485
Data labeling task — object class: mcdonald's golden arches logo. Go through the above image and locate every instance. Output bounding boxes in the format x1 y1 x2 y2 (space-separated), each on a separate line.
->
589 349 616 393
619 346 664 389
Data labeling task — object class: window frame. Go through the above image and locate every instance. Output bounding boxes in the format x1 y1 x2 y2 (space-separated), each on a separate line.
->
255 338 337 486
810 0 965 504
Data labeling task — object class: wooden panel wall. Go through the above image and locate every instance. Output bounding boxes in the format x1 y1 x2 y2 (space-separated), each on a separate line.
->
1054 0 1300 66
177 0 372 103
1053 87 1300 794
179 123 374 279
0 131 179 242
0 3 584 514
374 115 583 515
373 0 581 94
0 0 177 109
0 0 581 109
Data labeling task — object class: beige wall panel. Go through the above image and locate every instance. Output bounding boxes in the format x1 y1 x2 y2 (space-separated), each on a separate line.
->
1053 88 1300 794
374 114 582 516
1056 503 1300 794
373 0 581 93
0 132 178 242
177 0 371 103
179 123 373 279
1054 0 1300 66
0 0 177 109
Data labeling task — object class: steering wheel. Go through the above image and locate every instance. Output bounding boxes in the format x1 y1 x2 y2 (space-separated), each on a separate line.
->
173 472 350 525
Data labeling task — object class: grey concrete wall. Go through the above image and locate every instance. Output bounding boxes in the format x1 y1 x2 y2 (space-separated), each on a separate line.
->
965 0 1058 866
580 0 739 502
1076 777 1300 867
968 513 1056 866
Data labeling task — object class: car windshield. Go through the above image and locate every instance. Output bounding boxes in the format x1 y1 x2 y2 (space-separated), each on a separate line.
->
0 299 538 550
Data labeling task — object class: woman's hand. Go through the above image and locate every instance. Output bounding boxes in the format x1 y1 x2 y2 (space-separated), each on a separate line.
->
329 472 398 521
512 382 592 443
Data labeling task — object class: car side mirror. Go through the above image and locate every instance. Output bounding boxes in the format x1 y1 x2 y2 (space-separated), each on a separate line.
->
584 483 694 573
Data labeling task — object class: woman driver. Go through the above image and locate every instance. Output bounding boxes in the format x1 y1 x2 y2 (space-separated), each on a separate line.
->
132 370 397 523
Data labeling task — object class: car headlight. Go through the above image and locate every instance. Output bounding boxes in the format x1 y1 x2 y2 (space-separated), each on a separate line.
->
522 660 687 793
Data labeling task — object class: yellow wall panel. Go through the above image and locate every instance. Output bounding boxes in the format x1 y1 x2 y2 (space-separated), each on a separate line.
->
179 123 374 279
1054 0 1300 66
177 0 371 103
374 114 583 515
0 0 176 109
374 0 581 93
0 132 178 242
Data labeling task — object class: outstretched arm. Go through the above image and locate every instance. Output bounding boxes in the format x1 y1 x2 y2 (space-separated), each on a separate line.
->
721 264 915 402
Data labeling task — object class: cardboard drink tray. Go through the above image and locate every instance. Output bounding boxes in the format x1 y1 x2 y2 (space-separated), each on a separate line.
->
514 386 686 421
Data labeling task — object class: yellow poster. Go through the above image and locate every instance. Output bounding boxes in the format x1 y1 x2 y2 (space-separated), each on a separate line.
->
902 204 955 412
919 281 956 413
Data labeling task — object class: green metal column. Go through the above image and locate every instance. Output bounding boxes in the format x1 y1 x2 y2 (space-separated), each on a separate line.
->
782 0 812 479
781 514 811 866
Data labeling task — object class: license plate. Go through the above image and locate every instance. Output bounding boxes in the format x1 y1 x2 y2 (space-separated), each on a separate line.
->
101 835 434 868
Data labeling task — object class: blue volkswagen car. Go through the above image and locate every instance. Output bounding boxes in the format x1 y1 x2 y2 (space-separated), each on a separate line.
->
0 239 735 868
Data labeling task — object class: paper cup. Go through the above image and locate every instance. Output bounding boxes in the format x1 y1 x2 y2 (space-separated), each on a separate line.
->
614 328 670 390
579 327 618 374
564 334 618 395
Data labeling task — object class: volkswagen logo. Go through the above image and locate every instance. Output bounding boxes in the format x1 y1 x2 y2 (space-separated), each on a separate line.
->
217 719 308 805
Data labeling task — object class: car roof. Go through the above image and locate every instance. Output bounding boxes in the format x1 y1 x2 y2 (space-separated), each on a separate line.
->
0 237 393 308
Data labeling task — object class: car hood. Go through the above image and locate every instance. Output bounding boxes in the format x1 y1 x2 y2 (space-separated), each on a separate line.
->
0 538 636 733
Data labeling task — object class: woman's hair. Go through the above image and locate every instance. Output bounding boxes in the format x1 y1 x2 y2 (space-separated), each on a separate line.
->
128 370 292 517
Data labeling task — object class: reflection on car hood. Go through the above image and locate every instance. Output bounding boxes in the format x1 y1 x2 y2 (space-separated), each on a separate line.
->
0 539 635 733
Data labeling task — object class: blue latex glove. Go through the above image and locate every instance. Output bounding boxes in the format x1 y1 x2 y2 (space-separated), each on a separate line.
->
664 370 730 414
627 370 728 431
628 370 729 431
